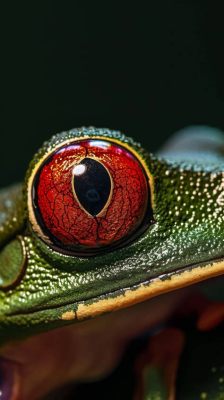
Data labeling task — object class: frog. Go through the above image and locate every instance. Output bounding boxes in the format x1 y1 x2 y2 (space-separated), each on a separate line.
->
0 126 224 400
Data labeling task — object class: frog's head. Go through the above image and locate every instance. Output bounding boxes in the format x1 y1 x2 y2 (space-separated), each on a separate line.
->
1 127 224 342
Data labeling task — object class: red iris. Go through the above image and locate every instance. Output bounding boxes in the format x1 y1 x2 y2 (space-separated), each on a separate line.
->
33 139 149 252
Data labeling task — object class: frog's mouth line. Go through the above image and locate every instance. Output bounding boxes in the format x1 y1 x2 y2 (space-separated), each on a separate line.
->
65 257 224 321
7 256 224 324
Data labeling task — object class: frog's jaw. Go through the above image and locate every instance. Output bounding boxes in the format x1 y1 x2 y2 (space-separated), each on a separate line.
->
73 258 224 322
0 250 224 344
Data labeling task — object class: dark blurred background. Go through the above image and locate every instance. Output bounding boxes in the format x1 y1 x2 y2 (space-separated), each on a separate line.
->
1 1 224 187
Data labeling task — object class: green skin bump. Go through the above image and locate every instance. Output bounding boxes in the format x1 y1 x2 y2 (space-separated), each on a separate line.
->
0 126 224 347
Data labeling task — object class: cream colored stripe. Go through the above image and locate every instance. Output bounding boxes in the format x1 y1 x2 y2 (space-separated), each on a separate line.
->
75 260 224 321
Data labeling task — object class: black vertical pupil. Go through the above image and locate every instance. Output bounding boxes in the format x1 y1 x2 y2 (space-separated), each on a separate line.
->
73 157 112 216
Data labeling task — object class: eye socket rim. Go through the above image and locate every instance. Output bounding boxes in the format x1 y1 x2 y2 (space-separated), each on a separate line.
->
27 136 154 257
28 206 155 260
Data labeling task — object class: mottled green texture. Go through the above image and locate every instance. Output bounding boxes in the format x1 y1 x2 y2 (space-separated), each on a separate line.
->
0 237 26 288
0 127 224 342
0 184 25 245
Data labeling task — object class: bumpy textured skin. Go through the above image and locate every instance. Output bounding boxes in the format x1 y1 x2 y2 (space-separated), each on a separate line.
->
0 127 224 343
0 184 25 246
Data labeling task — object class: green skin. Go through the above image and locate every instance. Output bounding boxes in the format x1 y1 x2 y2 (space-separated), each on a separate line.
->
1 127 224 345
1 127 224 399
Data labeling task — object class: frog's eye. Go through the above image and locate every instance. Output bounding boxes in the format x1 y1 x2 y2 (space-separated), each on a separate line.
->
29 139 151 255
